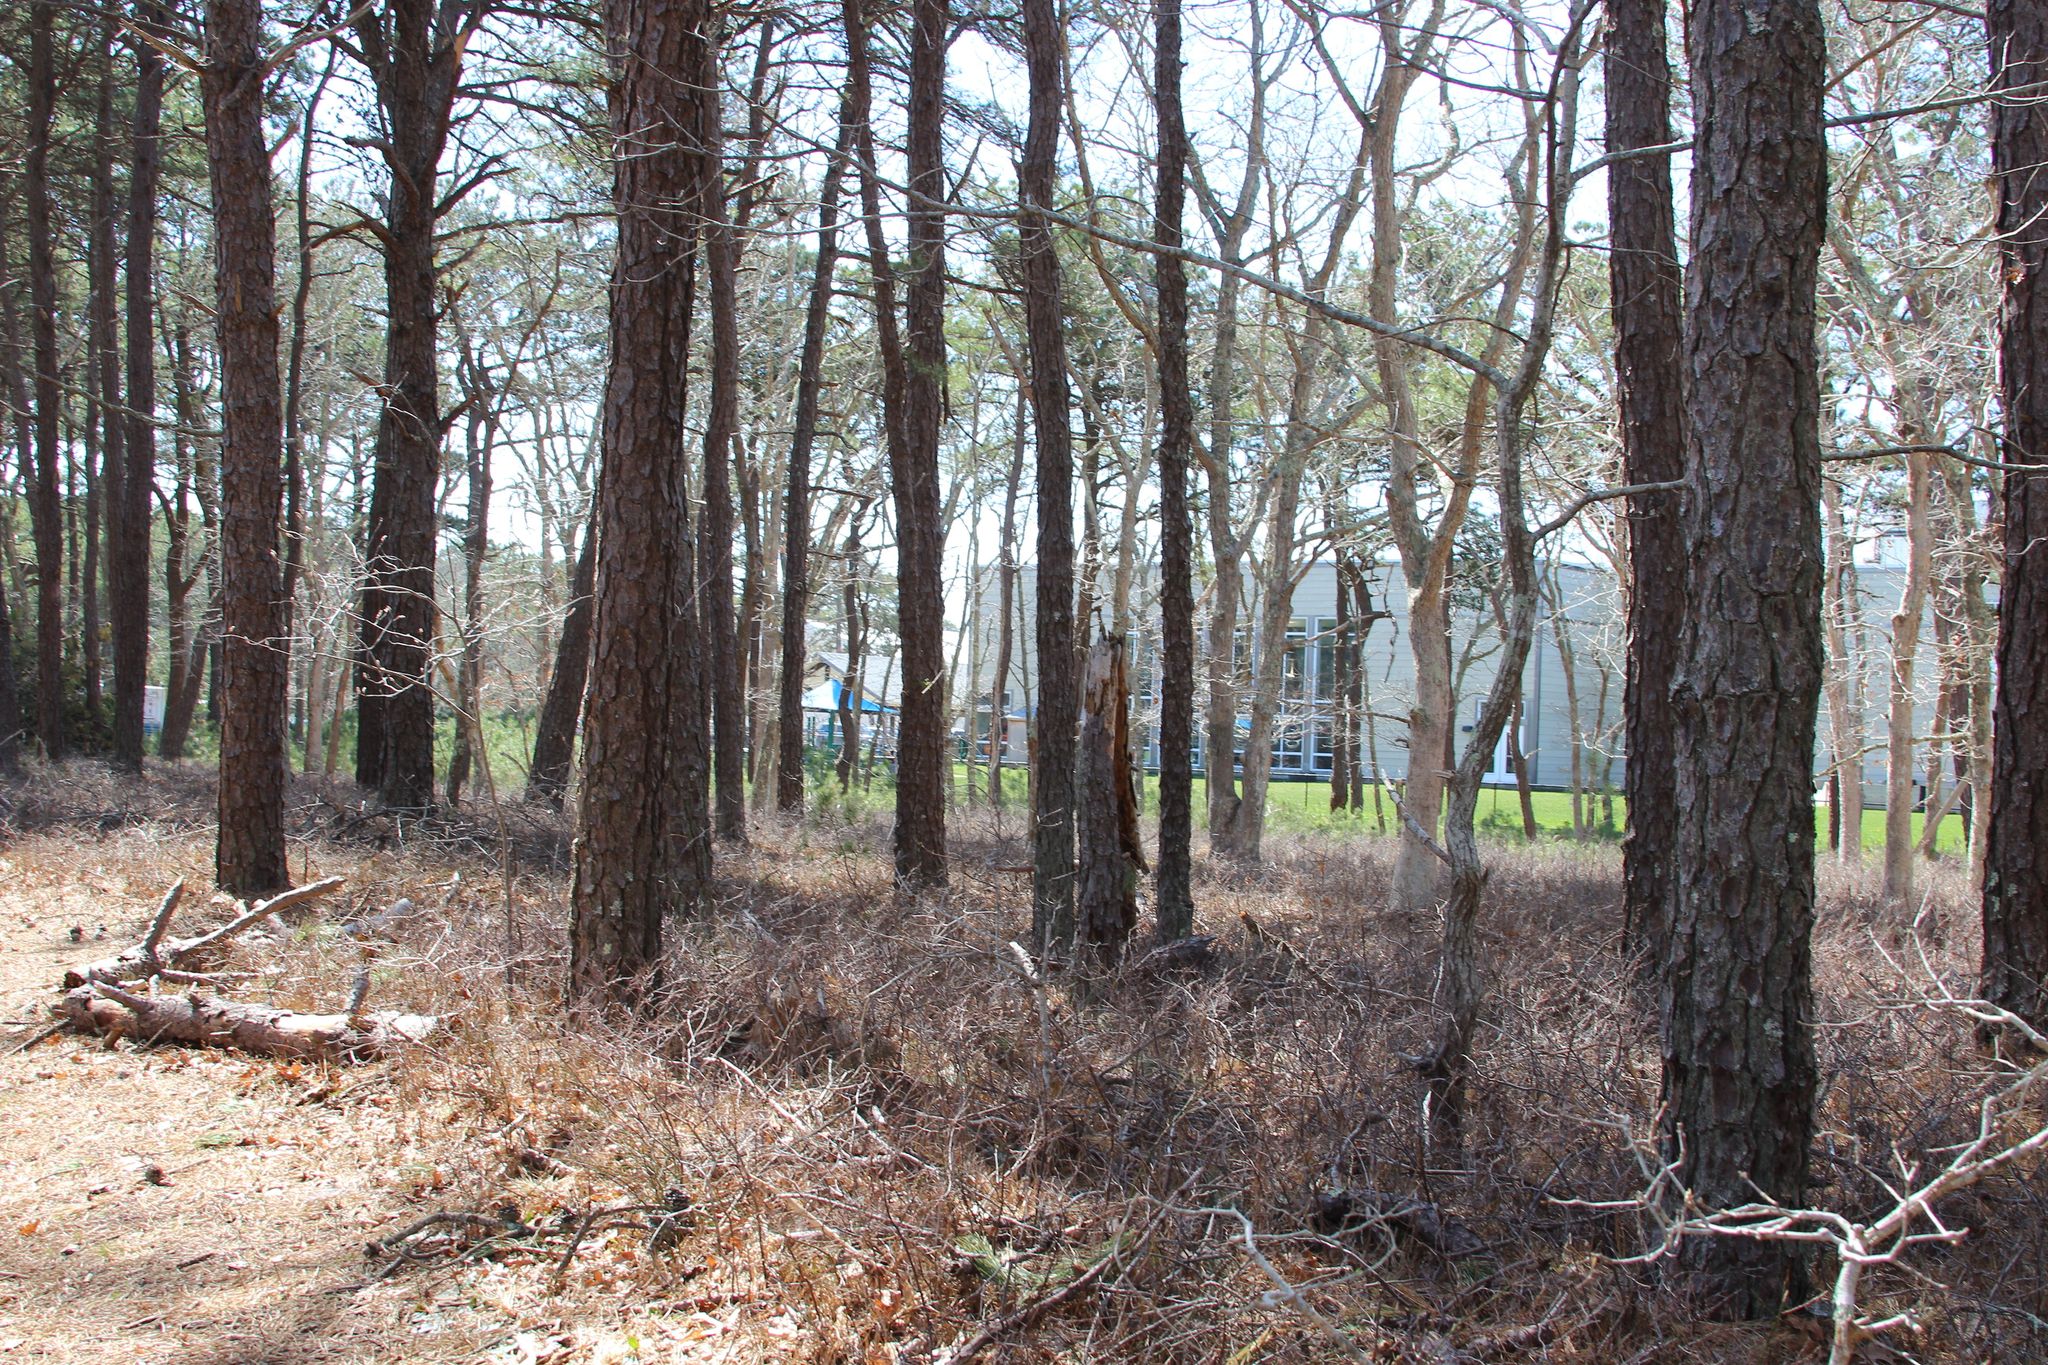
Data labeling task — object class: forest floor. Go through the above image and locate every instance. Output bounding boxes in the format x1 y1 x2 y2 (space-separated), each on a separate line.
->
0 761 2039 1364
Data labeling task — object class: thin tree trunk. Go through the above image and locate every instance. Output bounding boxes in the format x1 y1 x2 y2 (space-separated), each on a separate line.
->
1022 0 1079 955
988 387 1025 809
1661 0 1826 1312
85 20 122 734
1823 478 1867 859
1608 0 1686 952
891 0 951 888
1153 0 1195 938
24 0 66 761
527 500 597 807
203 0 292 894
774 99 856 814
1882 448 1933 902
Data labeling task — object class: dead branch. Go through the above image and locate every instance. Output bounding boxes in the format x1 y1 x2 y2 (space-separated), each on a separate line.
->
63 876 347 989
56 980 436 1060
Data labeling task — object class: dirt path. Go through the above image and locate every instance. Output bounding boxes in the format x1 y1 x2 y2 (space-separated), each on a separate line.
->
0 831 499 1365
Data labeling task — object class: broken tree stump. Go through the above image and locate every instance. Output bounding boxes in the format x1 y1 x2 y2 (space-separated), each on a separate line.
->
1076 633 1145 963
55 981 437 1060
63 876 346 989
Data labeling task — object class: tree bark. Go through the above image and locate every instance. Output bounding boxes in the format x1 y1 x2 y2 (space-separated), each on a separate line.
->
1022 0 1079 955
1983 0 2048 1031
1607 0 1686 953
351 0 476 808
24 0 66 761
111 0 166 773
1882 448 1934 903
892 0 952 889
1076 634 1142 962
988 388 1026 808
774 99 856 813
203 0 292 895
526 501 597 808
568 0 716 1010
695 18 745 843
1152 0 1195 938
85 21 122 734
1661 0 1826 1314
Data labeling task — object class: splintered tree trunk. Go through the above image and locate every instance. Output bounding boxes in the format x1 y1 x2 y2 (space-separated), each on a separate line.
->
1076 635 1141 962
203 0 291 895
526 503 596 808
1662 0 1826 1316
775 102 855 814
1984 0 2048 1031
24 0 65 761
892 0 951 889
568 0 715 1010
696 22 745 843
1607 0 1686 953
1152 0 1195 938
112 0 166 773
1022 0 1079 955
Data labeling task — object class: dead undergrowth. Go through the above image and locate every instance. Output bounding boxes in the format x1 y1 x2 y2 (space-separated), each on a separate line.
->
0 759 2041 1363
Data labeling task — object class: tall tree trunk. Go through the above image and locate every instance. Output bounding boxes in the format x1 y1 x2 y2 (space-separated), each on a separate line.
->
1661 0 1826 1314
111 0 166 772
988 387 1025 808
1608 0 1686 952
203 0 292 894
774 99 856 813
892 0 951 889
1022 0 1079 955
1983 0 2048 1031
695 18 745 843
1152 0 1195 938
445 354 493 807
85 22 121 734
351 0 470 808
526 501 596 807
568 0 715 1010
24 0 66 761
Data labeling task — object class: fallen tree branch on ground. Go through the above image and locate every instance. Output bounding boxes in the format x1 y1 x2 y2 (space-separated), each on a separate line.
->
63 876 347 989
55 979 437 1059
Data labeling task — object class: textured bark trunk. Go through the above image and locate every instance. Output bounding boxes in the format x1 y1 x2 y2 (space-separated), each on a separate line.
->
112 0 167 773
203 0 292 895
1152 0 1195 938
892 0 952 889
24 1 66 761
1608 0 1687 953
1022 0 1078 955
568 0 716 1010
526 502 597 807
774 96 855 814
85 26 121 734
695 21 745 843
1076 635 1141 962
351 0 470 809
1661 0 1826 1314
1984 0 2048 1031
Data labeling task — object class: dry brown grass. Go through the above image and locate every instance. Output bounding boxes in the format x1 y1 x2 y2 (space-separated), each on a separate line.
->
0 760 2041 1363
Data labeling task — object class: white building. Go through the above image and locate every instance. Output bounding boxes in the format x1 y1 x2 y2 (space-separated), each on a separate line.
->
965 558 1938 805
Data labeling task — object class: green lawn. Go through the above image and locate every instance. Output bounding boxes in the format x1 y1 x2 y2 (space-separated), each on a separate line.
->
963 762 1970 853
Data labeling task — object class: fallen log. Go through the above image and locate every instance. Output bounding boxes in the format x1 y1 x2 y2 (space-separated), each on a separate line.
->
63 877 346 989
55 981 437 1060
